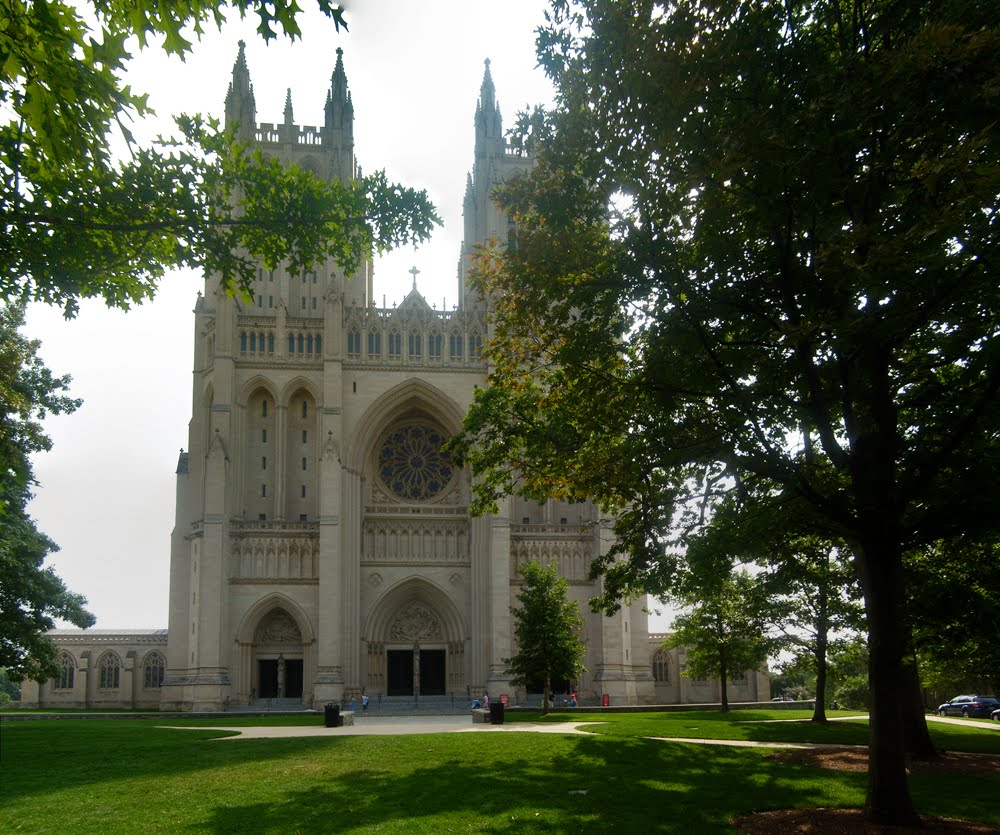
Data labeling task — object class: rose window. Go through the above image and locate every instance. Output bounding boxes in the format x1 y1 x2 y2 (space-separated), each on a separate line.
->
377 424 454 501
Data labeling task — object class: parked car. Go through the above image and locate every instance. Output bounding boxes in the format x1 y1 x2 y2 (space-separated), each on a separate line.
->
936 695 1000 718
993 707 1000 722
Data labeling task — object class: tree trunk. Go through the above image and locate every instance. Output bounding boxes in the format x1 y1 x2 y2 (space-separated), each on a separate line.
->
542 673 550 716
901 629 936 758
719 645 730 713
812 586 829 723
854 540 920 825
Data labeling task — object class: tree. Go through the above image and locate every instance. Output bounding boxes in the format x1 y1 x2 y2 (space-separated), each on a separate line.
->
1 1 438 315
0 303 94 681
761 539 865 723
450 0 1000 824
908 538 1000 700
828 635 871 711
504 561 585 714
665 565 771 713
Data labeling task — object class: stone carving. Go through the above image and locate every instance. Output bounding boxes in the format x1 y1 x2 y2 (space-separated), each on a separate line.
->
368 572 383 588
231 533 319 580
208 427 229 461
388 602 441 641
510 537 592 582
362 518 468 563
261 610 301 643
322 430 340 463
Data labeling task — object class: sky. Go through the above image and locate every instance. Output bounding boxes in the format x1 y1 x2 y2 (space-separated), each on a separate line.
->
24 0 672 633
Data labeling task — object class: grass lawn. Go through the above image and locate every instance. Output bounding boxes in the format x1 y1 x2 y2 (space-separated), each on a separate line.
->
1 711 997 833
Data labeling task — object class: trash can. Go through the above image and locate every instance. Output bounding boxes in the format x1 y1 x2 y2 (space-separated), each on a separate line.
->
324 703 341 728
489 701 505 725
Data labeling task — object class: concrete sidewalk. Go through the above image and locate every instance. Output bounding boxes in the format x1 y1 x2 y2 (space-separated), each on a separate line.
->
161 715 602 740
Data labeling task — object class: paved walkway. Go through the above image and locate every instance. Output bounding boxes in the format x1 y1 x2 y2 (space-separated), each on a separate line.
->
160 711 1000 745
163 715 601 740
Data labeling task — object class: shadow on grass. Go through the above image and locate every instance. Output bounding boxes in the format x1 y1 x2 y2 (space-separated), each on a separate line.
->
188 735 865 833
3 719 997 833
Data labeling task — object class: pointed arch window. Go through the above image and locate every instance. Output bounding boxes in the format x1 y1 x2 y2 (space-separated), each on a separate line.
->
54 652 75 690
347 329 361 357
408 332 422 357
449 331 463 358
469 334 483 358
289 334 296 354
307 334 314 354
368 330 381 356
388 330 402 357
428 332 442 358
240 332 248 352
143 652 165 689
652 649 670 683
98 652 121 690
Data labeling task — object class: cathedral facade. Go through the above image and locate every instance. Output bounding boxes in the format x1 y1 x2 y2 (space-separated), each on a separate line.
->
19 48 769 711
157 46 654 711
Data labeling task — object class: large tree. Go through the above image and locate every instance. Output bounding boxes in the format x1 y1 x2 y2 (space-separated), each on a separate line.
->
451 0 1000 824
1 0 438 315
0 303 94 680
504 561 586 714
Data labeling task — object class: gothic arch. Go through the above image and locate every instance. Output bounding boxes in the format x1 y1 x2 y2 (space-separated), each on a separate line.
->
237 375 279 406
279 376 321 409
346 377 466 473
236 593 315 645
363 576 465 644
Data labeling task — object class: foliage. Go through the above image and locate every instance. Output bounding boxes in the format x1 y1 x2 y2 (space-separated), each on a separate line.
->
449 0 999 823
665 563 771 712
827 635 871 711
761 536 865 721
1 0 437 315
770 655 816 702
0 668 18 704
0 304 94 681
908 538 1000 699
503 561 585 713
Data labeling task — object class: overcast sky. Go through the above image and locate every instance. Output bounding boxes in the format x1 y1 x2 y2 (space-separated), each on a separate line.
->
25 0 671 633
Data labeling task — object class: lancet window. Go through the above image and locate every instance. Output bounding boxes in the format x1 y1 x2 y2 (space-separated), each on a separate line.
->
98 652 121 690
54 652 75 690
143 652 165 688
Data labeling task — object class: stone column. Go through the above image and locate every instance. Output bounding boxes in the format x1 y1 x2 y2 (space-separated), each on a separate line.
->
313 409 345 707
275 404 287 519
487 501 513 698
342 468 362 688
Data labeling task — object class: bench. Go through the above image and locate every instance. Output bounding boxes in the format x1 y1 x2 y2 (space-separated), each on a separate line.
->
471 708 491 723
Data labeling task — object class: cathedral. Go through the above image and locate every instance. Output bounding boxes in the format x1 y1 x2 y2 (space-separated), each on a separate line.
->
20 47 769 711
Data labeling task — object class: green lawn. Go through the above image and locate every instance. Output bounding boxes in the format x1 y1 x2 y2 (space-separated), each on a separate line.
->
2 711 997 833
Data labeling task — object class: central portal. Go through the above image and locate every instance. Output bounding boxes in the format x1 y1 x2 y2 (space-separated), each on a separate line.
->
385 648 446 696
420 649 445 695
257 658 303 699
386 650 414 695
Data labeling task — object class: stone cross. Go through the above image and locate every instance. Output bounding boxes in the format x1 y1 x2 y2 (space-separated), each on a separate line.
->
409 265 420 290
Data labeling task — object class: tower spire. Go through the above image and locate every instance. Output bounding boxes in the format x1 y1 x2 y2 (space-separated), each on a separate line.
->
325 46 354 131
224 40 256 140
475 57 502 147
283 87 294 126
